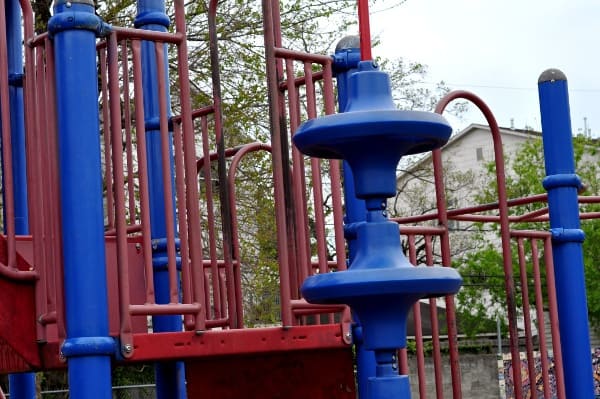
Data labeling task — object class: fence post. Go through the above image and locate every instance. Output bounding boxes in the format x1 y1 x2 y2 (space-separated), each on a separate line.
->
48 1 114 398
538 68 595 399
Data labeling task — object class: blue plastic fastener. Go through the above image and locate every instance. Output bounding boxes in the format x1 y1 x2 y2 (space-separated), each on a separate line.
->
542 173 582 190
61 337 116 358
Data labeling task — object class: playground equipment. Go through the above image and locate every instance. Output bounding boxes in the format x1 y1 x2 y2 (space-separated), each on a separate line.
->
0 0 597 398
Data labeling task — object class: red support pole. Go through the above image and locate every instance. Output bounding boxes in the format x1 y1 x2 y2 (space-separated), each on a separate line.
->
357 0 372 60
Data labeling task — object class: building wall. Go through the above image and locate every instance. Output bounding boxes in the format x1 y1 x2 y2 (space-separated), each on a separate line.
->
407 353 501 399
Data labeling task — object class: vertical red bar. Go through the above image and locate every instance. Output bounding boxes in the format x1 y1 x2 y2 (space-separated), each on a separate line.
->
100 48 115 230
121 43 136 226
409 234 427 399
303 62 329 278
286 59 309 297
44 39 66 340
357 0 372 60
199 100 222 320
172 120 192 326
262 0 292 327
530 239 551 398
517 238 537 399
107 33 133 348
131 40 156 305
0 1 17 269
154 43 179 305
174 0 207 328
543 237 566 399
425 235 444 399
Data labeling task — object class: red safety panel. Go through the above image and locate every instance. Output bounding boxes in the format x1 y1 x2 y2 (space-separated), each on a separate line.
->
0 277 39 372
185 347 356 398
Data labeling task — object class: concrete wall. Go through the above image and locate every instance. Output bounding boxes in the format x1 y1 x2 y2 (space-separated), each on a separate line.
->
407 353 501 399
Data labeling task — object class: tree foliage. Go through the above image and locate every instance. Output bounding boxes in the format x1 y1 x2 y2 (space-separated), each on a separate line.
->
457 134 600 335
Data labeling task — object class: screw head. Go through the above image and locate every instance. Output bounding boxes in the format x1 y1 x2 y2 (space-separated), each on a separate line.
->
122 344 133 354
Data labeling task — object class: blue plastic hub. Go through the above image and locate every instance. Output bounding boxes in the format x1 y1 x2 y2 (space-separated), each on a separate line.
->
293 61 462 355
293 62 452 199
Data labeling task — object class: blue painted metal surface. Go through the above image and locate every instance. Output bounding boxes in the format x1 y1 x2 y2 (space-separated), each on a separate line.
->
294 61 462 398
538 68 595 399
134 0 186 397
333 37 374 398
5 0 35 396
48 1 113 397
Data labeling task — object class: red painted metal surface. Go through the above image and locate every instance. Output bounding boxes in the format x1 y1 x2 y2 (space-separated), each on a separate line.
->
185 347 355 399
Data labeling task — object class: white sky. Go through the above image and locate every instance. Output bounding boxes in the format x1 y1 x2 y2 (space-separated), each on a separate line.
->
370 0 600 135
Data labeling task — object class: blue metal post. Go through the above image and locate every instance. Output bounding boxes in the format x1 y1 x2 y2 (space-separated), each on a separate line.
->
48 2 114 398
134 0 186 397
538 68 595 399
332 36 375 398
5 0 35 396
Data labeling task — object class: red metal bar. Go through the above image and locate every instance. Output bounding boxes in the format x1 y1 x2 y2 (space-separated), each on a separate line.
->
304 62 329 278
530 239 551 398
172 117 194 329
262 0 292 327
543 237 566 398
198 83 222 320
408 235 427 399
131 39 156 305
437 90 521 399
121 43 136 226
44 38 66 340
113 26 183 44
107 33 134 354
425 236 444 399
227 142 274 328
99 48 115 230
0 0 17 270
174 0 207 329
154 43 179 305
516 238 536 399
208 0 237 327
285 59 310 295
357 0 372 60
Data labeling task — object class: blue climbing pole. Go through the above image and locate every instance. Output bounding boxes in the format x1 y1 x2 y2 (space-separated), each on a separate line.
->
294 61 462 398
48 1 114 398
538 68 595 399
134 0 187 397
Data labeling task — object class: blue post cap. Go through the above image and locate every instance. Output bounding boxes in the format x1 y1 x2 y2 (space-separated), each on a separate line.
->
293 62 451 199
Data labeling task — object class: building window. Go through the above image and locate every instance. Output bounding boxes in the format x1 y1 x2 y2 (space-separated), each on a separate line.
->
476 147 484 161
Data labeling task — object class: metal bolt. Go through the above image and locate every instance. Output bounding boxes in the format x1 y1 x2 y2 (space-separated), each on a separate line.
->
122 344 133 354
65 1 72 6
392 354 398 370
382 210 388 217
135 243 141 251
344 331 352 342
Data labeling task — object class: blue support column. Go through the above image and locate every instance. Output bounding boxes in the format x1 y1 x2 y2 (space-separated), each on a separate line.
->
48 2 114 398
332 36 375 398
5 0 35 396
538 68 595 399
294 61 462 399
134 0 186 397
